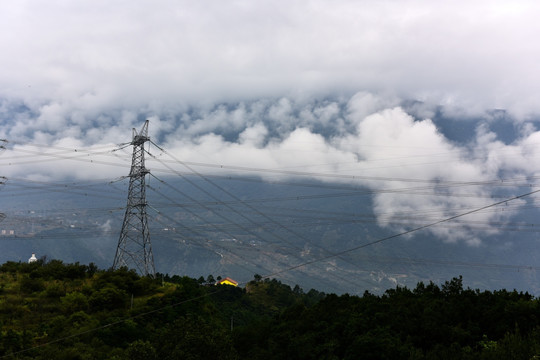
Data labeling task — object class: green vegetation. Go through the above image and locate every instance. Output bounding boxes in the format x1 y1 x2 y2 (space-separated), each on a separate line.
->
0 261 539 359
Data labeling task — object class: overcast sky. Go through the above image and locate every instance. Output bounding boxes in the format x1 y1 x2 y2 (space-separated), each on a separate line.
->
2 1 540 244
2 1 540 115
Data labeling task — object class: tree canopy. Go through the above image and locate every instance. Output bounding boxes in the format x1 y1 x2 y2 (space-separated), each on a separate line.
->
0 260 539 359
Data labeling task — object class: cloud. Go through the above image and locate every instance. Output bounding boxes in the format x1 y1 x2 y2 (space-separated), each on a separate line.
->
344 108 502 244
100 219 113 234
112 97 531 245
2 93 539 244
2 1 540 117
2 2 540 245
238 123 268 147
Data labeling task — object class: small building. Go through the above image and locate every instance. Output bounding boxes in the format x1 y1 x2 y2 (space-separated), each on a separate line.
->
28 253 37 263
216 277 239 287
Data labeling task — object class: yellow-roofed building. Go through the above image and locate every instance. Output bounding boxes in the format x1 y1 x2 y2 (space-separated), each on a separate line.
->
216 277 239 287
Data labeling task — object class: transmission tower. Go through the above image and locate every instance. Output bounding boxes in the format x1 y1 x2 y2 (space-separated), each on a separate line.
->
113 120 156 277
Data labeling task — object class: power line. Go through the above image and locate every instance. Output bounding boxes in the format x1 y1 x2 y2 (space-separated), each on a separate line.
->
146 146 391 286
146 177 368 292
262 187 540 279
6 194 540 360
3 139 540 283
2 171 540 357
5 141 540 190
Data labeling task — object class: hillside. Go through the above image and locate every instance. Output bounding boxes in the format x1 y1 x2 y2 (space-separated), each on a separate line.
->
0 260 540 359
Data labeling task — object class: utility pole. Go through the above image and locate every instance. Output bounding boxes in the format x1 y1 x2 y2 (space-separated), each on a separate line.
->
113 120 156 277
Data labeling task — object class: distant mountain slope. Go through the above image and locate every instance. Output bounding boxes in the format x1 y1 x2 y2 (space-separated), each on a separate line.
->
1 171 540 295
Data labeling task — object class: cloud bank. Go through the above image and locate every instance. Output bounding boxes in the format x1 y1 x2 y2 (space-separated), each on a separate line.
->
2 93 539 246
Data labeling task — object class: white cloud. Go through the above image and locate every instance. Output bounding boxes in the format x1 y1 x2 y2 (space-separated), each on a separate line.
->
1 1 540 117
2 2 540 246
238 123 268 147
3 92 540 244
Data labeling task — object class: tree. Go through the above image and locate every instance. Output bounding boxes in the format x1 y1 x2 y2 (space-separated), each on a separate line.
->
61 292 89 313
89 286 128 311
155 316 238 360
125 340 157 360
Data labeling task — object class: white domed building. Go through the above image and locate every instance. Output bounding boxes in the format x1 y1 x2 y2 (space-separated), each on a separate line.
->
28 253 37 263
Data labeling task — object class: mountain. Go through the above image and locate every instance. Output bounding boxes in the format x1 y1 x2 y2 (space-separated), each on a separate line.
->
1 171 540 295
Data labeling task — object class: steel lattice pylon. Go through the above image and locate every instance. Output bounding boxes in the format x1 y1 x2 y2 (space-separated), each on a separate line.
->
113 120 155 277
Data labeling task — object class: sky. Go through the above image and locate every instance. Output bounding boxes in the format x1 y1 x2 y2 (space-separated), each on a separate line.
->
2 1 540 245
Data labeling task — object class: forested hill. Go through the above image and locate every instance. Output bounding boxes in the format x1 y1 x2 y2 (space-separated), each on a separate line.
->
1 261 540 359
